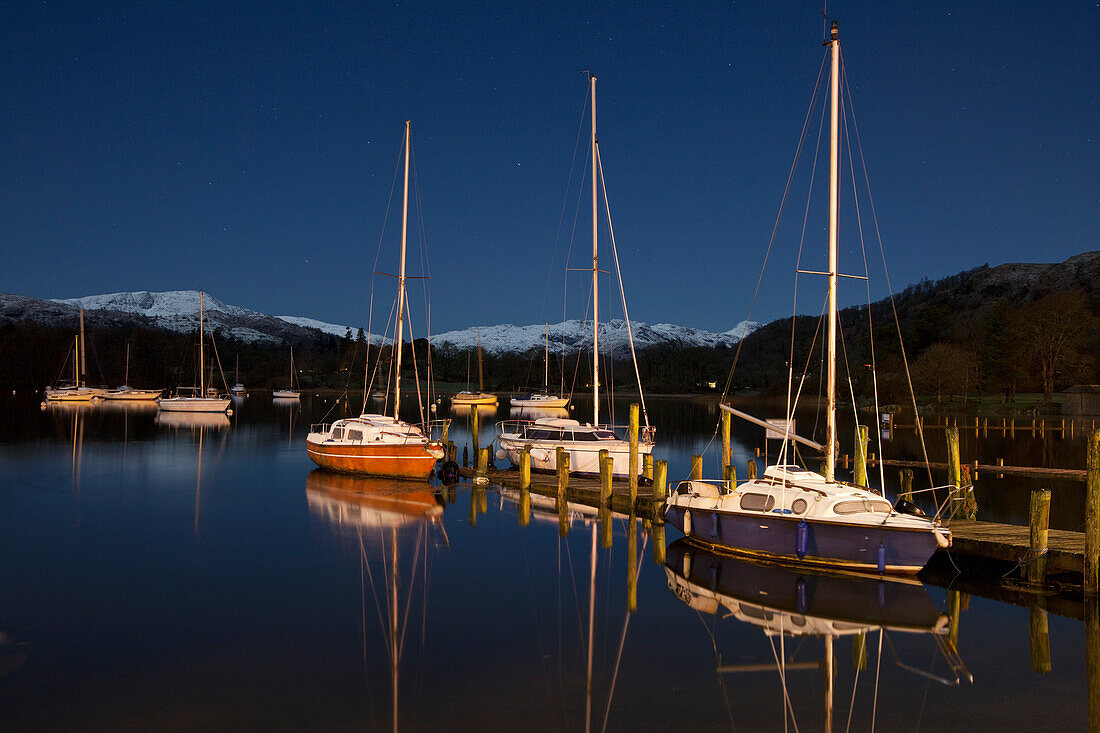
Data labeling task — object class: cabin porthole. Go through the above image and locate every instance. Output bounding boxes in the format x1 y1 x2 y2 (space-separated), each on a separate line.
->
792 498 808 514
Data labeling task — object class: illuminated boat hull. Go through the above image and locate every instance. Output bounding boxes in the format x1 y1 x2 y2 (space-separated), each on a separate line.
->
306 438 444 480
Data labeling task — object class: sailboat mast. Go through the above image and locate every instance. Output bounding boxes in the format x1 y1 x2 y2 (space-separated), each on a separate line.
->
394 120 411 420
78 309 86 388
590 74 600 426
825 21 840 483
199 291 206 396
477 329 484 392
125 343 130 386
544 323 549 390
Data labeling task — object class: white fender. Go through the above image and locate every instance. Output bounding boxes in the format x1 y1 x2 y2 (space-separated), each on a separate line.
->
933 526 951 548
683 509 692 537
532 449 550 463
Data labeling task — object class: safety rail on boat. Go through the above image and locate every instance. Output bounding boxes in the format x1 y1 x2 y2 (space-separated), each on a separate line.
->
309 419 451 443
495 419 656 443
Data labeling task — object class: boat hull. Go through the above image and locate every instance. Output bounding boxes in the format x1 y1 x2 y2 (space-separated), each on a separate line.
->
157 397 232 413
44 389 99 402
101 389 162 401
306 438 443 480
272 390 300 399
452 394 497 406
664 504 940 574
510 397 569 408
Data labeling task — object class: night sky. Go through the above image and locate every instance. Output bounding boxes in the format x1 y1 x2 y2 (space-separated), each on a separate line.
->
3 2 1097 333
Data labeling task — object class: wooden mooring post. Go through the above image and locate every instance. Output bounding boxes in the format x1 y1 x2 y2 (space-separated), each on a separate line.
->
1087 429 1100 594
556 448 569 502
643 453 653 481
471 404 480 458
747 459 757 480
721 410 732 472
724 463 736 492
653 459 668 502
690 455 703 480
520 447 531 489
899 469 914 502
476 447 489 479
599 450 612 507
854 425 868 488
1028 489 1051 584
629 403 639 503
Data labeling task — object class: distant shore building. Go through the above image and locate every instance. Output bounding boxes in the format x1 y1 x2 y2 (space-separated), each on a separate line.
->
1064 385 1100 415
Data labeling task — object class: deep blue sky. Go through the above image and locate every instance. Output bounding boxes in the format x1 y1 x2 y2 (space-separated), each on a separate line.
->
3 1 1097 333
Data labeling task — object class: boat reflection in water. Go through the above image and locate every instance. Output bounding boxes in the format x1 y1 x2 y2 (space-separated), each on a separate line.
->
450 402 496 420
154 411 231 430
507 405 569 421
665 539 970 730
305 471 444 732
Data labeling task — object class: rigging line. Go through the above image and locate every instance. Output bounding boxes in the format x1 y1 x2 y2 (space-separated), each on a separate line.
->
840 62 887 495
844 632 865 733
872 627 884 733
841 60 935 492
402 296 427 424
786 63 832 469
359 528 391 655
396 524 425 660
718 49 830 402
595 144 649 428
562 531 587 653
539 87 591 339
767 631 799 733
599 531 649 733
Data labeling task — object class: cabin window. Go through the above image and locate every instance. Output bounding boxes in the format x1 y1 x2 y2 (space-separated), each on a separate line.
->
571 431 599 441
332 428 344 440
529 429 561 441
593 430 617 439
740 493 775 512
833 499 893 515
791 498 808 514
346 429 363 442
738 605 774 622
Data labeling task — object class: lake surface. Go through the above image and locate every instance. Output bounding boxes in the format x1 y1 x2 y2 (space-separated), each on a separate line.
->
0 392 1093 730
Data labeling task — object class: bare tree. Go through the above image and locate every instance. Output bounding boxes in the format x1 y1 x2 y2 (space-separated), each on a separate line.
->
1012 290 1096 403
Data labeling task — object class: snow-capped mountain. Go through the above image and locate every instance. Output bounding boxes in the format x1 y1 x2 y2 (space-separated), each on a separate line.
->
431 319 760 354
2 289 757 351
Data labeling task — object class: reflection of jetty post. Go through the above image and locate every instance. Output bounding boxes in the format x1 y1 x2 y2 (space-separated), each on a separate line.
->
520 446 531 489
1086 594 1100 729
1029 600 1051 674
627 514 637 612
651 520 665 565
519 488 530 527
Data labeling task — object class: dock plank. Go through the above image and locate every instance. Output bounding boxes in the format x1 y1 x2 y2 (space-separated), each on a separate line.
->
944 519 1085 575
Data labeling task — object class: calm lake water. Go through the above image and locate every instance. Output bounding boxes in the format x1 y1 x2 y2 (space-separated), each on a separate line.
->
0 392 1092 730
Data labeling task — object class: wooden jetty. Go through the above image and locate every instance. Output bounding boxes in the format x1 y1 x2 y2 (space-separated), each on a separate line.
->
946 519 1086 577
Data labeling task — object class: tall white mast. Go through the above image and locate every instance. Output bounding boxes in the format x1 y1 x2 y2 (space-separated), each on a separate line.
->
124 343 130 387
78 309 86 388
544 323 549 390
199 291 206 396
825 21 840 482
590 74 600 426
394 120 411 420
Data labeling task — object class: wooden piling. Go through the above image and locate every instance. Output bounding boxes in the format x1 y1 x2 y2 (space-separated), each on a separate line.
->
1087 429 1100 594
520 446 531 489
721 410 732 472
1029 603 1051 674
1028 488 1051 584
654 459 668 502
599 450 612 507
724 463 737 492
747 459 757 481
854 425 868 488
899 469 913 502
643 452 654 481
558 494 569 538
946 425 961 486
476 447 489 478
690 455 703 480
462 445 468 468
627 515 638 613
628 403 639 502
556 448 570 501
471 404 480 457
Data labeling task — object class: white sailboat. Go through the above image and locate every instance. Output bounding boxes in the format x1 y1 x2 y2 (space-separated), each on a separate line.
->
451 329 497 406
231 355 246 396
101 343 162 401
44 310 103 401
663 22 949 574
306 120 449 480
158 291 232 413
511 323 570 409
272 346 301 398
497 75 655 477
